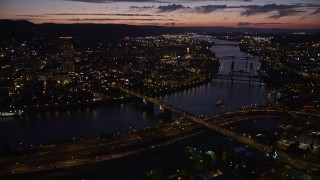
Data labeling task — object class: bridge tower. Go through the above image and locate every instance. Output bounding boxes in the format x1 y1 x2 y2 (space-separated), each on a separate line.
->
230 61 235 73
230 61 235 83
249 62 254 75
248 62 254 85
136 98 154 111
158 105 171 121
245 59 248 70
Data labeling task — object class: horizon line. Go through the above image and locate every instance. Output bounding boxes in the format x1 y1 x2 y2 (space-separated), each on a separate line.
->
1 19 320 31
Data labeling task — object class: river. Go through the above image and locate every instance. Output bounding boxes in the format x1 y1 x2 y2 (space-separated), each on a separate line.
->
0 38 270 150
158 38 268 115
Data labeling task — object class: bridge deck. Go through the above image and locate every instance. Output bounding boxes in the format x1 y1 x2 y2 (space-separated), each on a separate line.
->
213 74 262 82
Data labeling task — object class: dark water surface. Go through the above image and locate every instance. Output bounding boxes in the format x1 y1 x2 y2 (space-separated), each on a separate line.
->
0 39 269 150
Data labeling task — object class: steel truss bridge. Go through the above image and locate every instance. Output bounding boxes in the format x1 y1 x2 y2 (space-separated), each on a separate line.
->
213 74 262 82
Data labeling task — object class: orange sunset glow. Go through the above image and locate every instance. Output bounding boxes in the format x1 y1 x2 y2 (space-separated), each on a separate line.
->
1 0 320 29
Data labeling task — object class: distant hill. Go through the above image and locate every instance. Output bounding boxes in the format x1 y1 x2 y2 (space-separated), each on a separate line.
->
194 26 320 33
0 19 319 42
0 19 35 40
0 20 195 42
39 23 195 41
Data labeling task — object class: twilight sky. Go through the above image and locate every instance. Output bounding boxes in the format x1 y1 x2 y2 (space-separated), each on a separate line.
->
1 0 320 29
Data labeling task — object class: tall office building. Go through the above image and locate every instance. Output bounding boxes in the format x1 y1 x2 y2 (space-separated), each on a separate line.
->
59 37 75 72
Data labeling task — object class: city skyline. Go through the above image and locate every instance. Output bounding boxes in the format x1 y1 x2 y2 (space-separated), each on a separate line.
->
1 0 320 29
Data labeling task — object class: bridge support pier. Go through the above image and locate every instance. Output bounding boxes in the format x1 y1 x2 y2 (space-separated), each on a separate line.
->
142 102 154 111
134 98 154 111
158 110 172 121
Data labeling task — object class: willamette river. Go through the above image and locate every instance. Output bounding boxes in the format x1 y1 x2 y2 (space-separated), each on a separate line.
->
0 38 270 150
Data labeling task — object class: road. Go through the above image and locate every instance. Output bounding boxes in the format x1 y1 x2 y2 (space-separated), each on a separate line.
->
0 120 207 175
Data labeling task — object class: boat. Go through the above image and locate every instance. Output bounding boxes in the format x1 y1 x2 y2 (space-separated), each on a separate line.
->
216 100 225 106
0 110 24 117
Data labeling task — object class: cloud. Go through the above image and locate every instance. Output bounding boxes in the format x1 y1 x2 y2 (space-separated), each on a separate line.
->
132 4 224 13
241 4 292 16
67 18 176 21
140 23 160 25
130 4 188 13
310 8 320 15
158 4 187 12
238 21 291 27
165 22 176 26
64 0 253 2
267 10 305 19
238 22 252 26
195 0 251 1
129 5 154 10
253 22 291 25
65 0 108 3
194 5 227 14
65 0 156 3
130 3 314 17
16 15 46 17
47 13 164 17
240 3 308 19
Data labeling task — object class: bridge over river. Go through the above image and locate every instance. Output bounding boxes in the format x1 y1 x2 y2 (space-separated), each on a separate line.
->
111 85 319 174
213 74 262 83
0 86 318 176
214 56 262 83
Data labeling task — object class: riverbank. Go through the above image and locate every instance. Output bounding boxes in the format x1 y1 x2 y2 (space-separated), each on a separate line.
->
143 75 213 97
16 74 213 114
22 96 135 113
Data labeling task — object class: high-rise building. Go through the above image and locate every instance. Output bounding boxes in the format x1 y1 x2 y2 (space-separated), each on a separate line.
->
59 37 75 72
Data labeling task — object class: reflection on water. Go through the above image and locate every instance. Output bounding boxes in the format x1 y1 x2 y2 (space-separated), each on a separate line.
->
0 105 159 150
211 39 260 75
159 80 269 116
211 39 252 57
219 59 261 75
159 38 268 115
